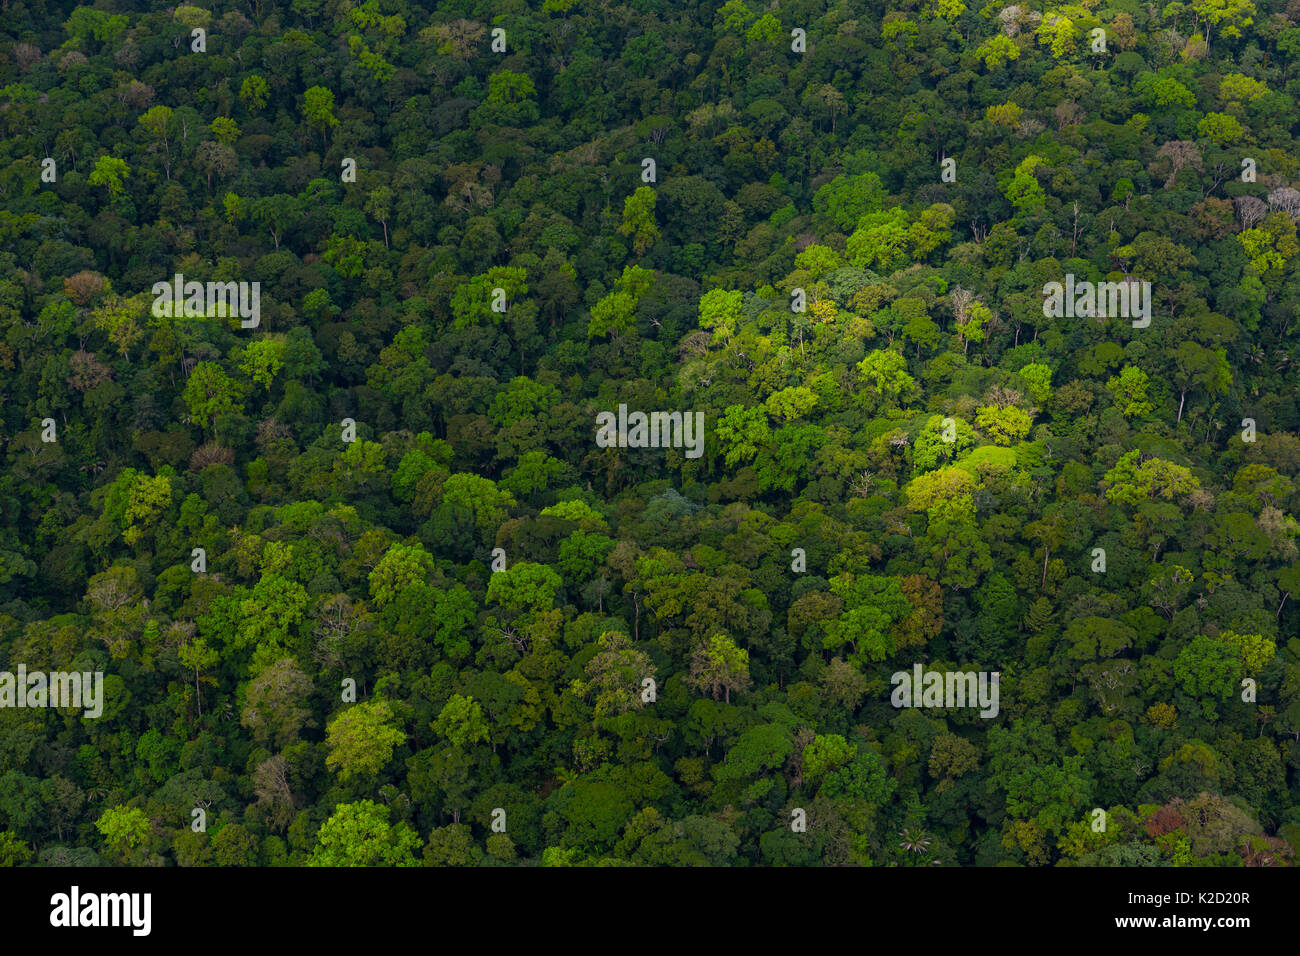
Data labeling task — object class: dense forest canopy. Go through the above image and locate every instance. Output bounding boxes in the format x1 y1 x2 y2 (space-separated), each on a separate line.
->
0 0 1299 867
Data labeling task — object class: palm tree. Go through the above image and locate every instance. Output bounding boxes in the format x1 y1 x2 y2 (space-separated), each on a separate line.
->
899 827 932 854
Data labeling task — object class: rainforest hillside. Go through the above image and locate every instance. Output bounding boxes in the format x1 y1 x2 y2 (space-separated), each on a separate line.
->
1 0 1299 867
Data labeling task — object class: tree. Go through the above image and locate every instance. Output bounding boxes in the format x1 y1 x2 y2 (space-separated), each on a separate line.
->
1191 0 1256 49
442 473 516 531
479 69 539 125
95 806 151 862
183 362 246 434
91 294 149 359
1025 506 1073 589
239 337 287 389
423 823 484 865
686 634 752 703
802 734 855 785
573 631 655 717
765 386 818 423
913 415 973 472
0 831 33 866
240 74 269 110
325 699 407 783
365 184 394 248
368 543 436 608
1152 141 1202 190
252 194 304 249
975 34 1020 69
550 780 635 853
1015 364 1052 405
1004 156 1047 214
1106 366 1154 417
619 186 660 256
302 86 339 148
821 745 896 805
194 140 237 191
857 349 915 408
903 310 942 359
1103 452 1200 505
975 404 1033 445
88 155 129 198
1174 634 1243 719
715 405 770 466
1218 631 1275 675
587 266 654 339
987 720 1094 844
308 801 420 866
1197 112 1244 147
433 694 490 749
137 106 174 178
486 561 561 616
929 733 979 792
824 574 910 665
950 288 988 357
1146 564 1196 619
449 267 528 328
241 657 313 747
558 529 615 583
178 635 219 719
813 172 885 230
847 205 953 272
905 467 978 521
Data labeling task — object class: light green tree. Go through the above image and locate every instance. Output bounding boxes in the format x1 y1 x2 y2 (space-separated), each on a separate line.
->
302 86 339 148
975 34 1019 69
1015 364 1053 405
715 404 771 466
1004 155 1048 214
764 386 818 423
486 561 562 615
209 116 240 145
137 106 174 178
240 74 269 110
308 800 420 866
239 337 287 389
857 349 915 408
913 414 975 473
1191 0 1256 49
432 694 490 749
1103 452 1200 506
92 293 150 359
368 543 436 608
975 404 1033 445
619 186 659 256
183 362 246 433
325 699 407 783
1197 112 1244 146
95 806 151 862
698 288 744 344
88 155 129 198
1106 365 1155 417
